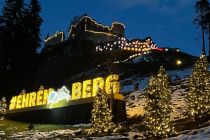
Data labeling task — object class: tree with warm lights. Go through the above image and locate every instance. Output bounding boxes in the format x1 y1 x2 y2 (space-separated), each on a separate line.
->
0 97 7 119
89 88 116 134
144 66 176 138
187 55 210 120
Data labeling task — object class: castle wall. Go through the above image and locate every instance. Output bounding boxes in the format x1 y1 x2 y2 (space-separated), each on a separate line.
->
45 31 65 47
68 16 125 44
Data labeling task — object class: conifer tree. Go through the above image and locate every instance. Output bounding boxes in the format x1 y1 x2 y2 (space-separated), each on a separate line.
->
187 55 210 119
1 0 24 72
2 0 23 29
194 0 209 55
0 97 7 119
27 0 42 50
20 0 42 71
89 88 116 134
144 66 176 138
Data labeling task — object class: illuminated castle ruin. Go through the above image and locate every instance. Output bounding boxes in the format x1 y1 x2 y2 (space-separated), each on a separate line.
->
44 16 125 47
43 15 161 60
44 31 64 47
68 16 125 43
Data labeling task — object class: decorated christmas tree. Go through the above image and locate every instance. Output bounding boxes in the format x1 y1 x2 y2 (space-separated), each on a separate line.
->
0 97 7 119
89 88 116 134
187 55 210 119
144 66 176 138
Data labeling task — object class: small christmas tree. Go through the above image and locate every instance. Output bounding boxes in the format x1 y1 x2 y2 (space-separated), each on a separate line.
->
187 55 210 119
144 66 175 138
89 88 116 134
0 97 7 119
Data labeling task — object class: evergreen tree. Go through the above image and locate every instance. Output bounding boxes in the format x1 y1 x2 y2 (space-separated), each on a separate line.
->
204 7 210 60
2 0 23 29
144 66 176 138
0 97 7 119
19 0 42 72
89 88 116 134
194 0 209 55
27 0 42 50
187 55 210 120
1 0 24 73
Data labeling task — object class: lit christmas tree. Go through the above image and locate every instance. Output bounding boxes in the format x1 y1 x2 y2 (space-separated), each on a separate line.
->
89 88 116 134
144 66 176 138
187 55 210 119
0 97 7 119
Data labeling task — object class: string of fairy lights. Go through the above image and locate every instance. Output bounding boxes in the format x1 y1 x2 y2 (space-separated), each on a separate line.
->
68 16 125 38
96 37 160 63
96 37 156 52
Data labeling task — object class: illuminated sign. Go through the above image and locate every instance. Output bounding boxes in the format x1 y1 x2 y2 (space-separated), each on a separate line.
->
48 86 70 108
9 87 53 110
9 74 122 110
71 74 120 100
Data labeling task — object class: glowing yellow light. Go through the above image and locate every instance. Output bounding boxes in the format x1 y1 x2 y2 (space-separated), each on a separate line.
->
9 96 17 110
16 95 22 109
43 89 51 104
36 89 44 106
105 74 120 94
92 77 104 96
9 75 123 110
28 92 36 107
72 82 82 100
82 80 92 98
176 60 182 65
21 94 29 108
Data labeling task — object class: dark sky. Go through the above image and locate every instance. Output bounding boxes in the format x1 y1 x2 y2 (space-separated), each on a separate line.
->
0 0 208 56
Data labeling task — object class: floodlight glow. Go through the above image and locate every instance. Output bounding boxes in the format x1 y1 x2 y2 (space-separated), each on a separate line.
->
176 60 182 65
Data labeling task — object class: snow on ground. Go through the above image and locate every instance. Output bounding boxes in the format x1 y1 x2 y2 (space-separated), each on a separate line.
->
168 124 210 140
125 67 191 120
7 125 210 140
7 129 144 139
8 129 83 139
125 79 188 120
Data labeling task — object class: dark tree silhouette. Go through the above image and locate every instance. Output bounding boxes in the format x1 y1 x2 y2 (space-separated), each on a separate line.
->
204 7 210 60
21 0 43 71
27 0 42 50
194 0 209 55
0 0 42 97
0 0 24 73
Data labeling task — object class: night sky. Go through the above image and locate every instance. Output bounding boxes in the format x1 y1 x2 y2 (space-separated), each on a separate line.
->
0 0 207 56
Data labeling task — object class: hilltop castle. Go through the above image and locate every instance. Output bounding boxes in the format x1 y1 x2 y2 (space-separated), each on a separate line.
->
68 16 125 43
44 16 125 46
44 31 65 47
43 15 158 60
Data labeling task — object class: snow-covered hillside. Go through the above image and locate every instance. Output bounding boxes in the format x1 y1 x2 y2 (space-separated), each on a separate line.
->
123 67 192 121
169 121 210 140
6 121 210 139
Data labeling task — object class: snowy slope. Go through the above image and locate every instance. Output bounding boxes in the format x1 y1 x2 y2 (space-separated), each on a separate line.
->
169 122 210 140
6 121 210 140
124 67 192 121
120 67 192 92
